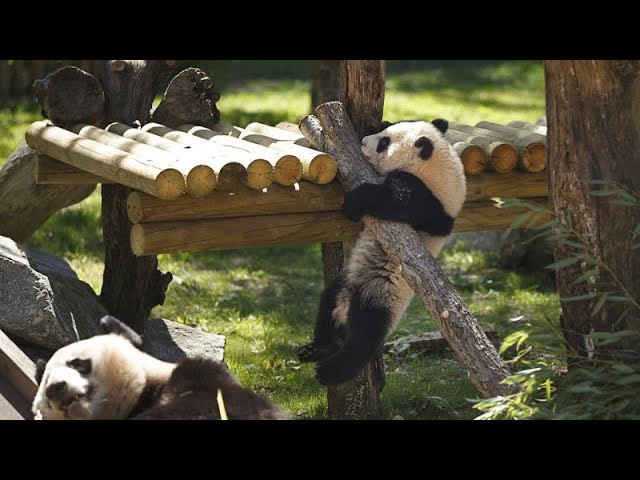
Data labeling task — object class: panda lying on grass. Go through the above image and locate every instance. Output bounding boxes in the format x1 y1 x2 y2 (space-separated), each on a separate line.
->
32 315 288 420
299 119 467 385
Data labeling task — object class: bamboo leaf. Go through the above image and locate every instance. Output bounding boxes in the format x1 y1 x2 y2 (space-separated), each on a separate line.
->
545 256 582 271
591 293 609 315
589 190 620 197
572 268 598 285
614 374 640 386
561 292 599 302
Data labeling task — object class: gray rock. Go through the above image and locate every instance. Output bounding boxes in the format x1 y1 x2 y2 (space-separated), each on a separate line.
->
0 236 107 349
143 318 225 363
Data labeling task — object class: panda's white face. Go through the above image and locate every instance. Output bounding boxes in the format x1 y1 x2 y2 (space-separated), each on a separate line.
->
361 121 448 174
361 120 466 218
32 334 153 420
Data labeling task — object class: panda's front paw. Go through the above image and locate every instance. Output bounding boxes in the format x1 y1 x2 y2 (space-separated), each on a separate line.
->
343 189 367 221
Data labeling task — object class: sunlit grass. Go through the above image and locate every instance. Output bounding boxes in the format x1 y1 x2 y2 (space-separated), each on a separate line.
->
0 60 557 419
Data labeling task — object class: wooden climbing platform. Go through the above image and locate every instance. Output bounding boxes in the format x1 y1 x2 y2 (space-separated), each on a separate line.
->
26 118 550 257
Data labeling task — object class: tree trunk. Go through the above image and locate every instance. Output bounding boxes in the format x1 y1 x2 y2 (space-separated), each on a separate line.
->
324 60 387 420
545 60 640 359
96 60 176 332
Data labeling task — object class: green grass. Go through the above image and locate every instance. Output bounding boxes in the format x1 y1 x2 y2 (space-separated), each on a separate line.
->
0 60 558 419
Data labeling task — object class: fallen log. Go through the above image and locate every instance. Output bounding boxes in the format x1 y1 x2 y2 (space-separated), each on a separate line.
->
0 142 96 241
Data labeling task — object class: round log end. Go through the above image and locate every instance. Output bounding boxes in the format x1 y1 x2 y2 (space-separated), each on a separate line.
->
127 192 144 224
246 158 275 190
274 155 303 186
216 162 248 193
305 154 338 184
186 165 217 197
488 143 518 174
130 224 146 256
520 143 547 172
453 142 487 176
154 168 185 200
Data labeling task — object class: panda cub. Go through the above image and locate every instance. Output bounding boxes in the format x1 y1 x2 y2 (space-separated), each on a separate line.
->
298 119 466 385
32 316 288 420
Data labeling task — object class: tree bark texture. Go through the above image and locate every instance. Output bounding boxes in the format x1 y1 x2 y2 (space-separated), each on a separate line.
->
301 101 511 398
323 60 387 420
544 60 640 358
0 143 95 241
96 60 177 332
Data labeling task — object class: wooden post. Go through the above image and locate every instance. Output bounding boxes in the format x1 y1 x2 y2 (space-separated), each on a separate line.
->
323 60 387 420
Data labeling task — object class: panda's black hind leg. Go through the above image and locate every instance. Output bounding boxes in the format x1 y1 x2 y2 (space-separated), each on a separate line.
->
315 290 390 385
297 275 346 363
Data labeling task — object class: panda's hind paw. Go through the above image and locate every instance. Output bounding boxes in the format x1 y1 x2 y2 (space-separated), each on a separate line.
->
298 344 317 362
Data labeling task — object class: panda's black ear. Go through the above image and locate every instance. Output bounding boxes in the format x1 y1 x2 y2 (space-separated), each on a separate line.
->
35 359 47 385
431 118 448 134
380 120 394 131
100 315 143 348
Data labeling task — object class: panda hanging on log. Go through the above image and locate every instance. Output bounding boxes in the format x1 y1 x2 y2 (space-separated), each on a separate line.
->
298 119 467 385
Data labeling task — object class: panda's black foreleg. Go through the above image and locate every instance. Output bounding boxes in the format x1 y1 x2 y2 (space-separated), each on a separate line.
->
298 276 345 363
314 289 391 385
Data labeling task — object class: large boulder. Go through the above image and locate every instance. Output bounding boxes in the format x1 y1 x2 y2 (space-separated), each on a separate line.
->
143 317 225 363
0 236 107 349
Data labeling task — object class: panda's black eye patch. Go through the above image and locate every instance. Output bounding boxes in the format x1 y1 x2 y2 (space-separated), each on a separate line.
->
68 358 92 375
415 136 434 159
377 136 391 153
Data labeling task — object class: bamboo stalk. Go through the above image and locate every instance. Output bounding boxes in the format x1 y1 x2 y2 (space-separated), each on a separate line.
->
451 142 487 176
127 181 345 224
25 121 184 200
130 211 363 256
179 124 302 186
35 156 111 184
506 120 547 135
451 121 547 173
141 123 273 190
71 123 216 197
446 129 518 173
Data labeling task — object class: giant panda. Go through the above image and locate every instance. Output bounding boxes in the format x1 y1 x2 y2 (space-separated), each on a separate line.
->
298 119 466 385
32 315 288 420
